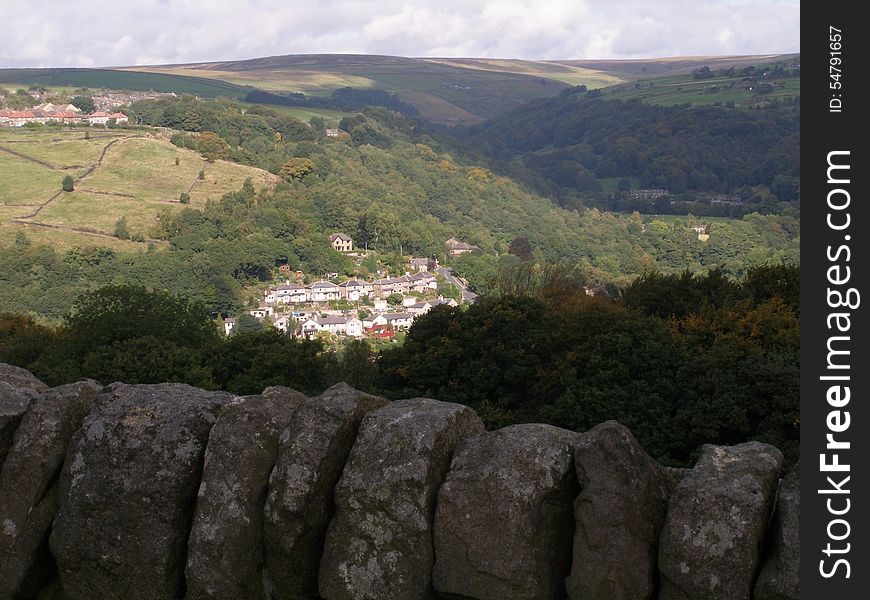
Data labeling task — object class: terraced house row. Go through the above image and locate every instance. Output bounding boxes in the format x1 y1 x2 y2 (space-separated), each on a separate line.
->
264 272 438 305
0 102 129 126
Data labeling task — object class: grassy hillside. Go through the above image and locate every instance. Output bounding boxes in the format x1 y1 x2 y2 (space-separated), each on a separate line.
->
0 127 277 249
551 54 798 78
125 55 610 124
0 68 250 98
599 59 800 108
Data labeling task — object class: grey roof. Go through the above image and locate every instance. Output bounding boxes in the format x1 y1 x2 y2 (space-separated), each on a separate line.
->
310 281 340 289
329 233 352 241
385 313 412 321
318 316 351 325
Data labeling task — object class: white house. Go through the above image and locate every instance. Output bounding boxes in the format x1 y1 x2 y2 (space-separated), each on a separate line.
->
329 233 353 252
87 111 111 125
409 272 438 293
270 283 308 304
317 316 364 337
309 281 341 302
384 313 414 330
362 314 388 330
250 306 274 319
406 301 433 315
272 314 292 333
300 317 323 338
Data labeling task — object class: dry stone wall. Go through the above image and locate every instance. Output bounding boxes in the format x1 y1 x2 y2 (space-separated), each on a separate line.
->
0 364 799 600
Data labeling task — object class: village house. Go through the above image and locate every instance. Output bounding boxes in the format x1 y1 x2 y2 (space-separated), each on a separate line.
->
325 128 342 138
329 233 353 252
309 281 341 302
318 316 364 337
249 306 274 319
362 314 389 330
300 317 323 338
384 313 414 330
299 315 363 338
0 108 129 127
445 237 479 257
629 189 670 199
408 271 438 294
409 257 433 272
405 301 432 316
340 279 373 301
271 314 292 333
374 275 411 298
269 283 308 304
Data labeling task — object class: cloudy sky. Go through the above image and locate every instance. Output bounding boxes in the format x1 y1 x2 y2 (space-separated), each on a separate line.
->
0 0 799 68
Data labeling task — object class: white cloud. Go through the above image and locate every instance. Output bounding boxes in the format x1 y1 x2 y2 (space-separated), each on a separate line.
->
0 0 799 68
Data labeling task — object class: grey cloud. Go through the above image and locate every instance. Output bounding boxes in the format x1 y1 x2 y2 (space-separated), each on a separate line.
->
0 0 799 68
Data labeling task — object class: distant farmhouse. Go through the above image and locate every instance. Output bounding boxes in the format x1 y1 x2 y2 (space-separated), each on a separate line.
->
329 233 353 252
445 237 479 257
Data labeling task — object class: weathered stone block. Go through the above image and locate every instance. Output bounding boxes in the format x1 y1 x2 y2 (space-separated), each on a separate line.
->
566 421 671 600
0 381 101 600
319 398 483 600
432 423 579 600
49 383 229 600
755 462 800 600
264 383 389 600
658 442 783 600
185 391 305 600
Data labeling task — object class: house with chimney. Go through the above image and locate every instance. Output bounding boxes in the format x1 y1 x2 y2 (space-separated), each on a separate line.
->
329 233 353 252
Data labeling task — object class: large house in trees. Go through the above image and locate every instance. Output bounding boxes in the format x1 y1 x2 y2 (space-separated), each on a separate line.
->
329 233 353 252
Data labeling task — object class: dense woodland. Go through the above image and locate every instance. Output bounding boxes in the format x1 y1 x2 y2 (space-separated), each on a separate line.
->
0 263 799 467
446 92 800 215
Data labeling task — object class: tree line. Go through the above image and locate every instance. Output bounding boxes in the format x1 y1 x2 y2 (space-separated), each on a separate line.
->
0 263 798 467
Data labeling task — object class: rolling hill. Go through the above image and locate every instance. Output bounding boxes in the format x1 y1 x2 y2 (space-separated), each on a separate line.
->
0 68 251 98
2 53 799 126
0 127 278 250
123 53 797 123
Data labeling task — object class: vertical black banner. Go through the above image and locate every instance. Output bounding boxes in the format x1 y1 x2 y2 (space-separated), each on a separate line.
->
801 2 869 597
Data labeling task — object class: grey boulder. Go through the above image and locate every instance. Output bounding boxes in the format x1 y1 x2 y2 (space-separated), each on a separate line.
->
263 383 388 600
318 398 483 600
566 421 671 600
658 442 783 600
432 423 580 600
49 383 228 600
185 391 306 600
0 381 101 600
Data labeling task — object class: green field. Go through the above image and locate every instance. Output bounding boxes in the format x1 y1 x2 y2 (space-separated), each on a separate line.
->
0 127 277 249
600 65 800 108
241 102 350 125
0 68 251 98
